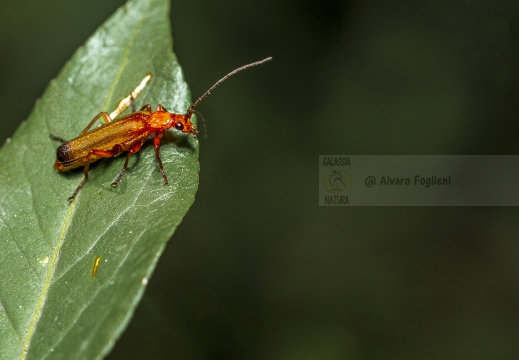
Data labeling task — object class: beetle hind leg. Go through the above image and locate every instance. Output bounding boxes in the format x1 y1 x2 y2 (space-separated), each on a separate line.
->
69 163 91 202
68 147 122 201
110 143 142 188
50 134 68 144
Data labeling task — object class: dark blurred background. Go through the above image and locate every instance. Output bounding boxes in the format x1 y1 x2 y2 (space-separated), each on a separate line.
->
3 0 519 359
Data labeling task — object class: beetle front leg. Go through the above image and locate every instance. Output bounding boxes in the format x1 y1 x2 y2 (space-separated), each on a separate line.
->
153 132 168 184
140 104 152 112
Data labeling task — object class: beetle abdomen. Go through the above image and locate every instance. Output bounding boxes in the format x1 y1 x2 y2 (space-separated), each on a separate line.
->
56 143 73 165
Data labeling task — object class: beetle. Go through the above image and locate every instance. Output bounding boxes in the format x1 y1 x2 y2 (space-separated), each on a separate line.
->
53 57 272 201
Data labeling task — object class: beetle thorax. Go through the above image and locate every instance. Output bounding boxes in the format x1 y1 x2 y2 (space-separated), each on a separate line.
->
148 110 178 129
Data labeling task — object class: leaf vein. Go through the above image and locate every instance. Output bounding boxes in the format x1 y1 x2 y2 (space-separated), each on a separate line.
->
41 228 147 359
0 297 23 341
18 201 76 360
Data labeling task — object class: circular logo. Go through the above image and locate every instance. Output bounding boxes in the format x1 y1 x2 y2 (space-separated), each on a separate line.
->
322 169 352 194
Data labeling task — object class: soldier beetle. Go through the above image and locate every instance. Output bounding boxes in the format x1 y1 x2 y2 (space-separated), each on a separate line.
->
52 57 272 201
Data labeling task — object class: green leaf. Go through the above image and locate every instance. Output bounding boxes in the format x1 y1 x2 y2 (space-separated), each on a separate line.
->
0 0 199 359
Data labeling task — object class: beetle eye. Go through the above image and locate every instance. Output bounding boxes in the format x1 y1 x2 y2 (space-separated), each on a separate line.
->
175 122 183 130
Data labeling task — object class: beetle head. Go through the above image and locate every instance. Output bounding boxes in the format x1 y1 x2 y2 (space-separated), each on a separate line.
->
149 110 198 137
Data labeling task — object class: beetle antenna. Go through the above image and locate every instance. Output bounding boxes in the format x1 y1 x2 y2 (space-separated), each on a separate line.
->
186 57 272 115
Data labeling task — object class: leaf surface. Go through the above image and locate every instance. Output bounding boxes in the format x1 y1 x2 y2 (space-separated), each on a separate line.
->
0 0 198 359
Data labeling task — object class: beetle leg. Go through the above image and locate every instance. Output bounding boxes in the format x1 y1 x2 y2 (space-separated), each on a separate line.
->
190 109 207 138
79 112 113 136
68 147 123 201
130 94 136 113
109 74 152 119
153 132 168 184
69 170 89 202
49 134 68 144
110 143 143 187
